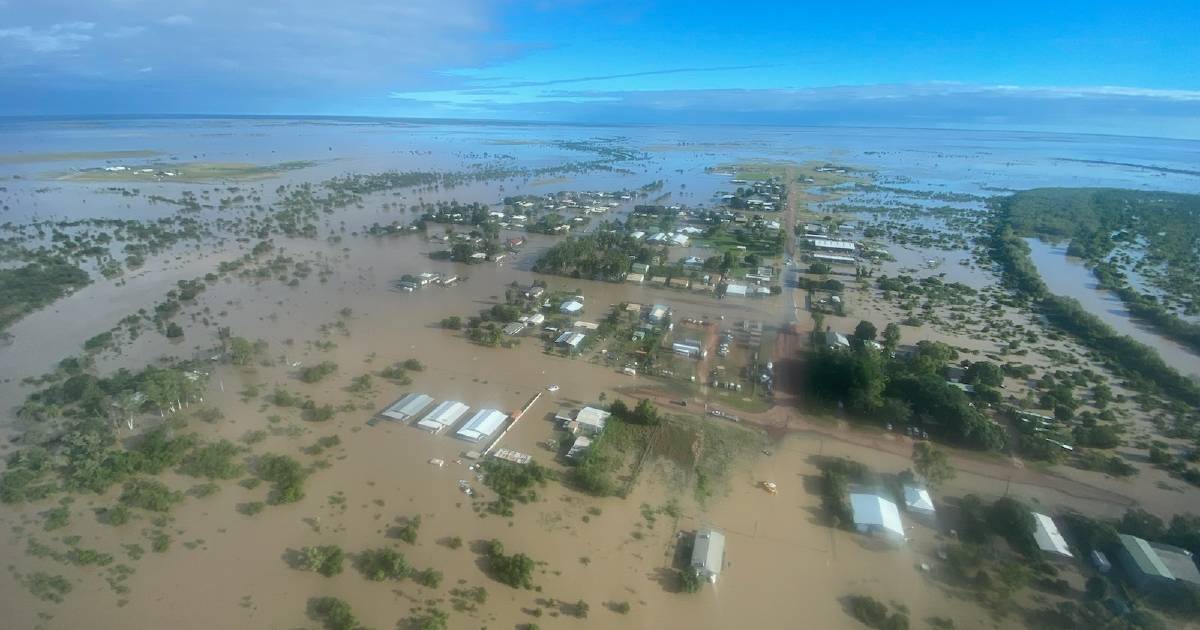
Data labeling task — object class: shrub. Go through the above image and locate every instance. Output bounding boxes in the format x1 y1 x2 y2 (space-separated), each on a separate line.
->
299 361 338 383
311 596 361 630
120 478 183 512
412 568 443 589
356 547 410 581
303 545 345 577
486 539 535 589
256 454 307 504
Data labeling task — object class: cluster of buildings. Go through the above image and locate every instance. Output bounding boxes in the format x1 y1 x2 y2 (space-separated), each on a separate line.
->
394 271 459 292
378 392 511 445
552 405 613 462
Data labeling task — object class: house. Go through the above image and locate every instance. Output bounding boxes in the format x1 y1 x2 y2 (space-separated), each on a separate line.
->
682 256 704 269
626 272 645 283
555 331 586 349
380 393 434 422
825 330 851 350
574 407 611 435
566 435 592 459
902 484 936 518
502 322 526 336
415 400 469 434
560 300 584 314
630 231 646 240
1116 534 1200 591
631 262 650 274
555 407 575 424
690 528 726 584
724 283 749 297
850 492 905 542
574 321 599 330
669 277 690 289
1032 513 1073 559
455 409 508 442
650 276 668 285
527 313 545 325
648 304 670 323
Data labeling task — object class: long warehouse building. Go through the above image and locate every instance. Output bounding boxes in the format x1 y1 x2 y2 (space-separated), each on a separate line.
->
380 393 434 422
455 408 509 442
416 401 470 434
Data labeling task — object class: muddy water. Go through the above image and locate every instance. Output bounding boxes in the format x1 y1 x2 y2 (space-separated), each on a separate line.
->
1026 238 1200 377
4 119 1200 629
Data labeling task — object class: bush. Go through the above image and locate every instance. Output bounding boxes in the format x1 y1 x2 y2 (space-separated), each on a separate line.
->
440 316 462 330
847 595 888 626
311 596 361 630
299 361 338 383
679 569 701 593
179 440 244 479
487 539 535 589
42 506 69 531
356 547 410 581
106 504 130 526
120 478 183 512
412 568 443 589
303 545 345 577
256 454 307 504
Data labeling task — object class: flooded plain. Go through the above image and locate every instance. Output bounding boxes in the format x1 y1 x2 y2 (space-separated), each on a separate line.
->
1 117 1199 629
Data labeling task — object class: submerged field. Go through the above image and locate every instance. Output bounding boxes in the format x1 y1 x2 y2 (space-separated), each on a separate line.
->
0 118 1198 630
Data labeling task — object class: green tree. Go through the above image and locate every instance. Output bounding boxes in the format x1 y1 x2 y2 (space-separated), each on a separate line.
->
854 320 878 342
882 323 901 353
912 442 956 489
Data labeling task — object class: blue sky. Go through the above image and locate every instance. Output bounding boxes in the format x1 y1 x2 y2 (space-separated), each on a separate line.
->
2 0 1199 136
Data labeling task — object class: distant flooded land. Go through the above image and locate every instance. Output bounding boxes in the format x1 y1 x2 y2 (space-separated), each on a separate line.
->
1 117 1199 630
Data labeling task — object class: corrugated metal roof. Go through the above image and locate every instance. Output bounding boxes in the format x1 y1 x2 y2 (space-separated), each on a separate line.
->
416 401 469 433
691 528 725 575
850 493 904 536
456 408 508 442
381 393 434 421
1120 534 1174 580
1033 513 1072 557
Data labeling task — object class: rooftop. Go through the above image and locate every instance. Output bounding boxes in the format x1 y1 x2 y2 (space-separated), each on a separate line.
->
381 393 434 421
850 492 904 537
691 528 726 577
1032 513 1072 557
415 400 469 433
455 408 508 442
902 484 935 514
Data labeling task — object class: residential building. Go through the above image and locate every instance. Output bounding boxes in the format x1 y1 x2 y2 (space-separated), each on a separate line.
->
560 300 583 314
566 435 592 459
825 330 851 349
724 283 749 297
648 304 669 323
555 331 586 348
574 406 611 435
691 528 726 584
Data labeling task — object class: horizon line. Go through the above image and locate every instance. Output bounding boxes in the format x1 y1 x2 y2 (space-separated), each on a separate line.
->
0 112 1196 143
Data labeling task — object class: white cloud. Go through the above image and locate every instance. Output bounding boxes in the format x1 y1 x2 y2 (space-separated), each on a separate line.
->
160 14 193 26
0 22 94 53
104 25 146 39
137 66 152 73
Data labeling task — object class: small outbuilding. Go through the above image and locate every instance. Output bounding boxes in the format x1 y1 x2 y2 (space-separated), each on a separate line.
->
902 484 936 518
1032 513 1073 559
690 528 726 584
850 492 905 542
574 407 611 435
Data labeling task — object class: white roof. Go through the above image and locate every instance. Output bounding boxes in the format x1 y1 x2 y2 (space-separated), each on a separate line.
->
527 313 545 324
455 408 508 442
850 493 904 537
902 485 935 514
566 435 592 458
725 283 749 296
630 231 646 239
691 528 725 576
576 406 611 431
813 253 857 264
555 331 585 347
1033 513 1073 557
381 393 434 421
416 400 469 433
626 273 645 283
560 300 583 313
811 238 856 251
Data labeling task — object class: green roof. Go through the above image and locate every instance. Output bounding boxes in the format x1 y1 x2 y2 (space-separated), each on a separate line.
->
1119 534 1174 580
